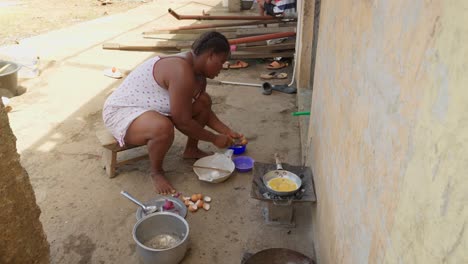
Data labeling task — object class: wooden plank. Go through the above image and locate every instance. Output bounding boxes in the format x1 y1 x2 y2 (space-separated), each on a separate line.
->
96 129 118 146
143 25 297 37
144 28 238 35
235 42 296 52
236 26 296 36
142 20 296 34
104 34 295 53
143 32 238 40
230 51 295 59
102 42 191 51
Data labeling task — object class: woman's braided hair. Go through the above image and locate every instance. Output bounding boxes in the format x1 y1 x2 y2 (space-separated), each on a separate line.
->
191 31 230 56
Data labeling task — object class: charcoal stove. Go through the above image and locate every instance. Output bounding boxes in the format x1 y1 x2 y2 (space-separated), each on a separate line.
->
251 161 316 227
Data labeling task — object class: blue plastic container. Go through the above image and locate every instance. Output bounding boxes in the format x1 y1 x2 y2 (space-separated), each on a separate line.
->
228 144 246 155
232 156 254 172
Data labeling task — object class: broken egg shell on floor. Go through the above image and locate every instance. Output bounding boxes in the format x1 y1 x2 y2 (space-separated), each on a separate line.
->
195 200 204 208
188 204 198 212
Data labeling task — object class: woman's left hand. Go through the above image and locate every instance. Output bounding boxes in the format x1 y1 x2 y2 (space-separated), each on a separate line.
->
226 130 248 145
226 130 243 140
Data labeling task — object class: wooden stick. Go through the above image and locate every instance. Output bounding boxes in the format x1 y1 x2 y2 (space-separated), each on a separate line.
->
0 64 11 74
192 165 231 173
168 8 282 21
230 51 295 59
143 20 296 34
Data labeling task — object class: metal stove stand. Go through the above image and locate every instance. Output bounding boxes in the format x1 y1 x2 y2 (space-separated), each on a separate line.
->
251 161 316 227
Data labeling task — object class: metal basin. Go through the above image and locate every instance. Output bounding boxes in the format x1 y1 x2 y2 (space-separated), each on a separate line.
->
245 248 314 264
0 61 20 96
133 212 189 264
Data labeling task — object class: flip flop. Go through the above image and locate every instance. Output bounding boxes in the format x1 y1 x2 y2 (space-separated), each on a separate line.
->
275 72 288 79
266 61 288 70
229 60 249 69
260 72 277 80
260 72 288 80
222 61 230 70
103 67 123 79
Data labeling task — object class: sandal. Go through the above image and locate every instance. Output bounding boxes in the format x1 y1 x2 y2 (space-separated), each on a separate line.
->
103 67 123 79
266 61 288 70
222 61 230 70
260 72 277 80
275 72 288 79
229 60 249 69
260 72 288 80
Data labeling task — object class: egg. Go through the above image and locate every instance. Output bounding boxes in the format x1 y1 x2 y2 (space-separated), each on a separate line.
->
202 203 211 211
240 138 248 145
203 196 212 203
196 193 203 200
267 178 297 192
188 204 198 212
191 194 198 202
184 200 192 206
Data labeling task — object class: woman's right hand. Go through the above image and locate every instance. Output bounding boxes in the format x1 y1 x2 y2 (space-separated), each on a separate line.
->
213 134 233 148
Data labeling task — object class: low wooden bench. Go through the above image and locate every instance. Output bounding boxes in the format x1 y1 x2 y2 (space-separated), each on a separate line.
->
96 129 148 178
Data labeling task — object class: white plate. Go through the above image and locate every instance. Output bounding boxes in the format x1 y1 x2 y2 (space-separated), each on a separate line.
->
193 150 235 183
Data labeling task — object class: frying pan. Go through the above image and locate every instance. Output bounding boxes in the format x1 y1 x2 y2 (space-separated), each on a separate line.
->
244 248 314 264
262 153 302 196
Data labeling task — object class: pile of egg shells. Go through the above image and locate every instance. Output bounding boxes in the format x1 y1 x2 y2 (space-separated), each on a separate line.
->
181 194 211 213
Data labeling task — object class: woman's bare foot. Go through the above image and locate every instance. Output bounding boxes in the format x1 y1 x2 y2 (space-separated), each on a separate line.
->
183 148 213 159
151 172 175 195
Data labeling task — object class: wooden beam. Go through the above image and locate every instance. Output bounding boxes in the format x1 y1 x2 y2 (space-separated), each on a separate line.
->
102 42 191 51
142 20 296 34
236 27 296 36
230 51 295 59
235 42 296 52
143 25 297 36
143 32 238 40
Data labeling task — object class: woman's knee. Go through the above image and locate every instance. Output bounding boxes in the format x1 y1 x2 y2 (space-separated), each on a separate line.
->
150 118 174 141
193 92 212 115
198 92 212 107
126 112 174 144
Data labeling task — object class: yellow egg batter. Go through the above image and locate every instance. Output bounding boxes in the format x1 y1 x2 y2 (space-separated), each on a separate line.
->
267 177 297 192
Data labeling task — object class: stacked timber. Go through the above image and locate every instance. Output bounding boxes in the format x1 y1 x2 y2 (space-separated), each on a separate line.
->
102 9 297 59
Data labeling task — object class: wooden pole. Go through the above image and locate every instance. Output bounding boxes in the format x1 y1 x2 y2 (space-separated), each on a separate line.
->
143 20 296 34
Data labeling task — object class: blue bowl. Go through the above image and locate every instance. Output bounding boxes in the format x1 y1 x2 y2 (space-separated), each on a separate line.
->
232 156 254 172
228 144 246 155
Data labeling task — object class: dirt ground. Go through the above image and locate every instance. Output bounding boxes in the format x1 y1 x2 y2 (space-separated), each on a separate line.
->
3 0 315 263
0 0 147 46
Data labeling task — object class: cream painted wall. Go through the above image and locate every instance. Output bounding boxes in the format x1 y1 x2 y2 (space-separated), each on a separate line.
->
305 0 468 263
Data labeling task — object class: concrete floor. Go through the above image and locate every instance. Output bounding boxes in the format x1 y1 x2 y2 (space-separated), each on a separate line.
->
6 1 314 263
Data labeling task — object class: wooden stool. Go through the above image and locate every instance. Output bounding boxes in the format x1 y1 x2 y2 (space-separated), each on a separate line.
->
96 129 148 178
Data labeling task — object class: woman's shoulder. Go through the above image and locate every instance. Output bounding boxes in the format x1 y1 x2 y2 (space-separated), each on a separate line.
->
157 53 192 71
159 51 191 63
155 53 195 85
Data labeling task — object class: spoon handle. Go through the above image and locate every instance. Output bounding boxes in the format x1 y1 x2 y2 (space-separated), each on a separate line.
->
120 191 147 210
192 165 231 173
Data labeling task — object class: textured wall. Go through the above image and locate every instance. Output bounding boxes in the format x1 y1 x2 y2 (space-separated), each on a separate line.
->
307 0 468 263
0 102 50 263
